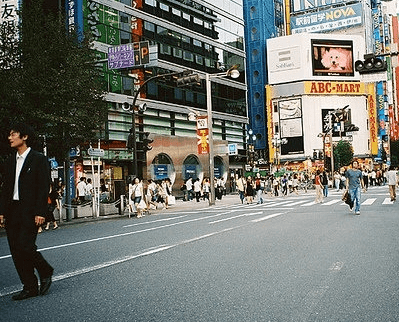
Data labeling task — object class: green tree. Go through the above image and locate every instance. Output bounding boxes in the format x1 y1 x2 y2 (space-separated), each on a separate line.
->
334 140 354 170
0 0 108 162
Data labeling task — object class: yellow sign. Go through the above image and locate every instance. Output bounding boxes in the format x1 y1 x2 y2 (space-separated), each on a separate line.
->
266 85 275 163
367 83 378 155
304 81 365 95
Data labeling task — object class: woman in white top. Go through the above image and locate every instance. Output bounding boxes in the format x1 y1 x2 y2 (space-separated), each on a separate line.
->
129 177 144 218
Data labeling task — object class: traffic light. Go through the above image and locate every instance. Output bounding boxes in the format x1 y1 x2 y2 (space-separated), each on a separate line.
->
319 150 324 160
142 132 153 152
344 124 359 132
355 55 386 74
313 151 318 160
126 128 134 150
176 73 200 87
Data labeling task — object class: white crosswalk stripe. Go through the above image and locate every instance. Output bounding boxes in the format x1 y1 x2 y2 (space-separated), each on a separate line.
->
269 197 393 207
362 198 376 205
382 198 394 205
322 199 341 206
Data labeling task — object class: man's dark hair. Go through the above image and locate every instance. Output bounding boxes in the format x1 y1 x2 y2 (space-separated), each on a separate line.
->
9 122 36 147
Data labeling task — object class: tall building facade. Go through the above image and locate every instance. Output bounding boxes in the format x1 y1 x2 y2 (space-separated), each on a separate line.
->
67 0 248 192
243 0 398 173
242 0 285 162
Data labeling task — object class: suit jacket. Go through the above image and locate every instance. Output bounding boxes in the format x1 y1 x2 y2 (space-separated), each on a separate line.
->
0 149 50 220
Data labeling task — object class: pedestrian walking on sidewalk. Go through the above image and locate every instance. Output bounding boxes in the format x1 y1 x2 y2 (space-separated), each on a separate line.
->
245 176 255 204
44 182 59 231
345 160 365 215
235 175 246 204
314 170 323 204
129 177 144 217
255 173 264 204
194 178 202 202
0 123 54 300
322 171 329 197
386 166 398 201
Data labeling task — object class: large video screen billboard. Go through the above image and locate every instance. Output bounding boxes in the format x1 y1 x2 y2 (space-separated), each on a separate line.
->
312 39 354 77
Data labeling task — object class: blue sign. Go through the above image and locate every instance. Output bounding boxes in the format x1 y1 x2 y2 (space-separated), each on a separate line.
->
49 158 59 169
184 165 197 180
291 3 362 34
154 165 169 180
108 41 149 70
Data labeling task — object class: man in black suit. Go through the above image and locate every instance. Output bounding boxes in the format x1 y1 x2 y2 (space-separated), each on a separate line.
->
0 123 54 300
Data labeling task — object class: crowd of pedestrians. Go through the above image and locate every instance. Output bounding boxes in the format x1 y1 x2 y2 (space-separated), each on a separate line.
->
233 172 311 204
180 177 226 202
128 178 174 217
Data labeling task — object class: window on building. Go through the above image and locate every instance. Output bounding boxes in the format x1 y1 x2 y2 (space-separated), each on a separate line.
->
205 58 212 67
157 26 168 36
196 55 204 65
204 21 212 29
193 17 203 26
145 0 157 6
182 35 190 44
160 43 171 55
174 87 183 101
250 6 257 19
182 12 190 21
173 48 182 58
160 3 169 11
186 90 194 103
172 8 181 16
204 43 212 52
144 21 155 32
183 51 194 62
193 39 202 47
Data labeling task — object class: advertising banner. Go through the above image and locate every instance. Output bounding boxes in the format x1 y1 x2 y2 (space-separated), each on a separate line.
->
266 86 275 163
304 81 364 95
291 3 362 34
367 83 379 155
197 128 209 155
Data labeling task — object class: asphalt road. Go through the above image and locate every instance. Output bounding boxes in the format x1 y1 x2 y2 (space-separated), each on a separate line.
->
0 185 398 322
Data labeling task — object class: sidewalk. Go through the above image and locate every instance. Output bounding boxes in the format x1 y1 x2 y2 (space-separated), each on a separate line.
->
55 194 241 227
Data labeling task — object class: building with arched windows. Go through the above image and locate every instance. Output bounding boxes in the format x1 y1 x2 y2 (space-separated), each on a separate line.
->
65 0 248 196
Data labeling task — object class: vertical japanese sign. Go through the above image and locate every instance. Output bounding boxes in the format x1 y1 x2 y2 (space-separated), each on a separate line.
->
196 116 209 155
84 0 121 92
0 0 18 26
131 0 143 43
367 83 378 155
266 85 275 163
66 0 83 36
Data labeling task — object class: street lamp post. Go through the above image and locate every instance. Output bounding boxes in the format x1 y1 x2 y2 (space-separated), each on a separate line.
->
247 129 257 167
205 66 240 206
205 72 216 206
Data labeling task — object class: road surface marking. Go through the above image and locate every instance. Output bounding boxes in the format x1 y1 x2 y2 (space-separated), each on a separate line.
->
362 198 376 205
250 213 284 222
209 211 263 224
322 199 341 206
0 227 241 298
382 198 394 205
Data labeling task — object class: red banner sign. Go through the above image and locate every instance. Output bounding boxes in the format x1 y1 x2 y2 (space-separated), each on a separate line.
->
197 128 209 154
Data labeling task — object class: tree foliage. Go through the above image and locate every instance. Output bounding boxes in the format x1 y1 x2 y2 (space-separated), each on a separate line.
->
0 0 107 161
334 140 354 170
